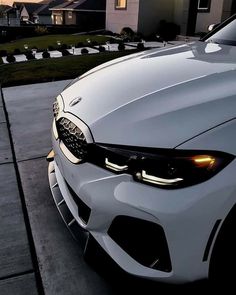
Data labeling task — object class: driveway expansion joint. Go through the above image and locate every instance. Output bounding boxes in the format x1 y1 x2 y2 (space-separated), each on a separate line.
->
0 269 34 282
0 86 45 295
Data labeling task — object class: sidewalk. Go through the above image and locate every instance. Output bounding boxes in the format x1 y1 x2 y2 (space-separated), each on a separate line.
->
0 89 38 294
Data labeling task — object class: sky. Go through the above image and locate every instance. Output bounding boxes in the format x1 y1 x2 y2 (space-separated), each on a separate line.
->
1 0 41 5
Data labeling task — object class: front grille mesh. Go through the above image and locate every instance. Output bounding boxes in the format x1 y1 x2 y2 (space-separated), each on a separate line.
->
57 117 88 161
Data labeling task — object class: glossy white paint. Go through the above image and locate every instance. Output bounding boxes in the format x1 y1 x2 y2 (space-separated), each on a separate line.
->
62 42 236 148
49 33 236 283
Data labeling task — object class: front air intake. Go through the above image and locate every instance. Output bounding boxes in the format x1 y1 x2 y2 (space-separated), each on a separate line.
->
108 216 172 272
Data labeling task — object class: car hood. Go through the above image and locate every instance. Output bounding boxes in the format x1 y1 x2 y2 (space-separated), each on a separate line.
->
61 41 236 148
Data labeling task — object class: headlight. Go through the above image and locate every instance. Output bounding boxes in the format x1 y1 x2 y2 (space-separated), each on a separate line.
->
88 144 234 189
53 95 64 119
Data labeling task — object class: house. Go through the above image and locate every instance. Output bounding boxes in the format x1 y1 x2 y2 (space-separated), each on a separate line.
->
193 0 235 34
50 0 106 30
106 0 236 36
13 2 43 23
0 4 20 26
32 0 67 24
106 0 177 36
12 0 66 25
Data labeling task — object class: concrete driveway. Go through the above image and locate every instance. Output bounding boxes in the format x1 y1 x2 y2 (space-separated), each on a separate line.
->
0 81 211 295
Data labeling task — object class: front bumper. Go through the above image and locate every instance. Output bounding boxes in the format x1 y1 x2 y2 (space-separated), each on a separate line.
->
49 122 236 284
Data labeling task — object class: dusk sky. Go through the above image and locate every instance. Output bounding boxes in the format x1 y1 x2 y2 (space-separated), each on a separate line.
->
1 0 41 5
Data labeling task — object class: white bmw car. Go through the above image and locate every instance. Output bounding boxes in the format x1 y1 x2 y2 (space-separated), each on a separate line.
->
48 15 236 284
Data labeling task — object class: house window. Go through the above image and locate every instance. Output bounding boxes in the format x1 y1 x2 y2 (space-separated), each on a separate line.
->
54 14 63 25
198 0 211 12
68 11 72 19
115 0 127 10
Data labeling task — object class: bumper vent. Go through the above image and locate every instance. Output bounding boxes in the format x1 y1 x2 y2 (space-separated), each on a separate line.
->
65 180 91 224
108 216 172 272
57 117 88 161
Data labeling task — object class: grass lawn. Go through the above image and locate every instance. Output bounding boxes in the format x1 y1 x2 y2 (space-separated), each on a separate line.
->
0 50 137 87
0 34 110 54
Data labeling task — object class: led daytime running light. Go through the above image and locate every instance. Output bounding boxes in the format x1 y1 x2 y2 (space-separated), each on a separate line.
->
137 170 184 186
105 158 128 172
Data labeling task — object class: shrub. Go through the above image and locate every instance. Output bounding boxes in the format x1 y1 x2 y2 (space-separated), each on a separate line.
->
61 49 71 56
0 50 7 57
6 54 16 63
91 40 98 46
25 52 35 60
13 48 21 55
48 45 55 51
118 43 125 51
76 42 84 48
120 27 135 38
98 45 106 52
137 42 145 51
133 35 142 42
108 38 116 44
158 20 180 41
101 30 114 36
122 36 131 42
42 51 50 58
81 48 89 55
35 26 48 35
61 43 68 50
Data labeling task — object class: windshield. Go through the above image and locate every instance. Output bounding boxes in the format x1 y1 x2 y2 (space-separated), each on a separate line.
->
204 15 236 46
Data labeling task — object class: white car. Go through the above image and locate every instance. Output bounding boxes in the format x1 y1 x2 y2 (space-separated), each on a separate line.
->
48 15 236 284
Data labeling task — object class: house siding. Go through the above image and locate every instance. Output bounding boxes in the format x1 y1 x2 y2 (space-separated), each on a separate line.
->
106 0 234 36
0 18 20 26
138 0 175 35
106 0 139 33
20 6 29 21
65 11 76 25
76 11 106 30
38 15 51 24
221 0 233 21
173 0 189 35
106 0 189 35
195 0 224 32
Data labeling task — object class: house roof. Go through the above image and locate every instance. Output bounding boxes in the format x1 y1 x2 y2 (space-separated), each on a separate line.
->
0 4 12 13
33 4 49 15
0 4 17 15
13 0 66 16
13 2 42 13
50 0 106 11
49 1 74 10
35 0 68 15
